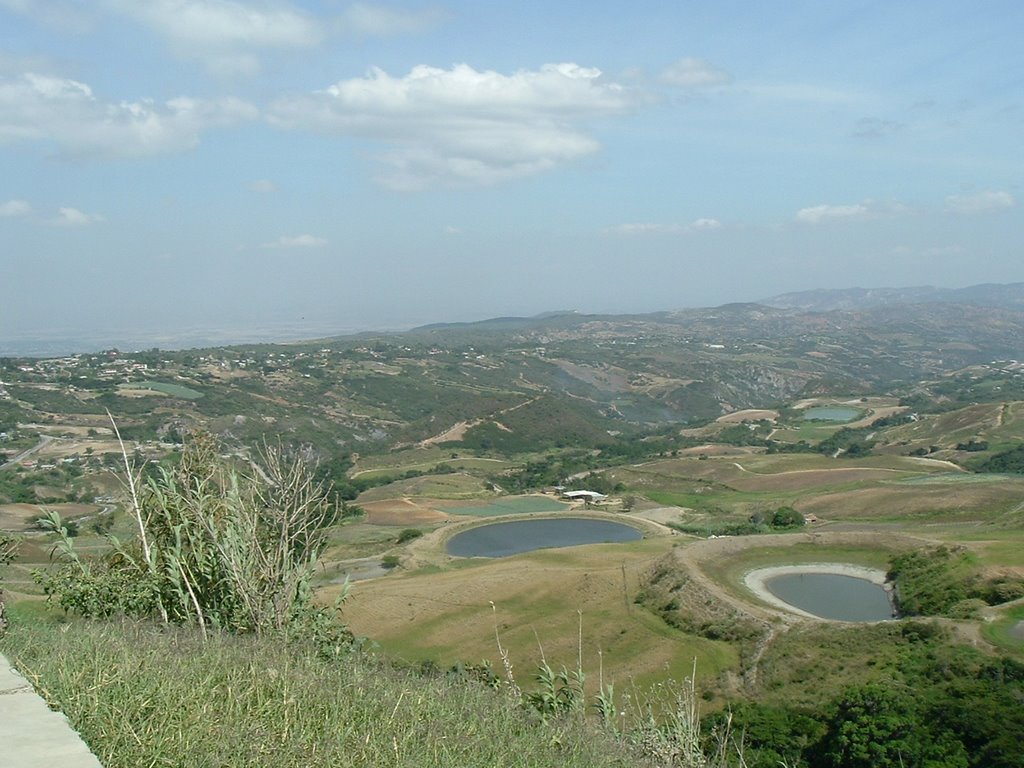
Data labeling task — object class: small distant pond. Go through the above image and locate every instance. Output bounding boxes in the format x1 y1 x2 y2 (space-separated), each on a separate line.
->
765 572 894 622
802 406 861 422
447 517 642 558
1009 621 1024 642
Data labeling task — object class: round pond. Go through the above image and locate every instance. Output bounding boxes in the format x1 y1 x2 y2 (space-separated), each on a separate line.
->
745 565 894 622
447 517 642 558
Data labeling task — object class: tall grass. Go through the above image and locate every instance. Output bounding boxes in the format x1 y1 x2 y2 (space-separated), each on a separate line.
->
1 612 642 768
36 430 343 639
0 531 16 634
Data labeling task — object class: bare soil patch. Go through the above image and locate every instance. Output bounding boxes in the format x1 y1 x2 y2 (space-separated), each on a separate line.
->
0 502 99 531
418 420 478 447
362 499 448 526
676 444 759 457
716 409 779 424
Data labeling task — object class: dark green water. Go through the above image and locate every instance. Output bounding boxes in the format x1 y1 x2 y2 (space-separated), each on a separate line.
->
766 573 894 621
447 518 642 558
802 406 861 422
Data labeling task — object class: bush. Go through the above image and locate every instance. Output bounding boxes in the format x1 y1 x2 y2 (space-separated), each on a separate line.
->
770 506 805 529
35 432 347 639
0 533 16 635
396 528 423 544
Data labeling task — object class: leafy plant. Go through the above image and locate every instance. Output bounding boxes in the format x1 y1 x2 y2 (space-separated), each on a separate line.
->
36 426 349 641
0 532 17 634
396 528 423 544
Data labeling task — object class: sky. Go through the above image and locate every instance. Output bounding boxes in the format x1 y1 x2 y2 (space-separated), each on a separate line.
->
1 1 1022 352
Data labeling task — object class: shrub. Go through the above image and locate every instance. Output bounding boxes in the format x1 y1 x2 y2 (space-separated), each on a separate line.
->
36 430 347 640
0 533 16 634
396 528 423 544
770 506 805 529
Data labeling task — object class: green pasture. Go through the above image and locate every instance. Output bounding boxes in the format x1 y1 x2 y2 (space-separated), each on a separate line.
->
439 495 569 517
769 422 849 443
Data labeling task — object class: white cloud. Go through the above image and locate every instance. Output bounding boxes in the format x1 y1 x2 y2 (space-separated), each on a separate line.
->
795 203 868 224
338 3 446 37
660 58 731 87
249 179 277 193
604 222 684 235
108 0 324 75
49 206 102 226
443 225 462 235
0 72 257 158
944 190 1015 215
270 62 636 189
691 217 722 230
0 199 31 217
795 199 911 224
260 234 327 248
603 218 722 235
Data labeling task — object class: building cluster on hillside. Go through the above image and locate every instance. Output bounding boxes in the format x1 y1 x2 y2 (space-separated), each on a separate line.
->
991 359 1023 373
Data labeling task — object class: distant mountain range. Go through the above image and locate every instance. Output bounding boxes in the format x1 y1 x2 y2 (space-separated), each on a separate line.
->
760 282 1024 312
5 283 1023 358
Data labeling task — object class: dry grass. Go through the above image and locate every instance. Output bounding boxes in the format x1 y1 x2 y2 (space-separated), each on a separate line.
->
356 473 493 502
795 478 1024 522
330 538 739 694
715 409 779 424
0 503 99 531
361 499 449 526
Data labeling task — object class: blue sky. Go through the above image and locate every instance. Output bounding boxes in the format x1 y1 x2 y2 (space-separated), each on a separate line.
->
1 1 1021 350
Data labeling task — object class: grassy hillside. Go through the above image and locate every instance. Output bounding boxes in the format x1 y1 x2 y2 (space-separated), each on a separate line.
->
0 608 642 768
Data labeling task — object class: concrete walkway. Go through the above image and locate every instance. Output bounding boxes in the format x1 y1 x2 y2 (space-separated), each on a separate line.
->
0 652 102 767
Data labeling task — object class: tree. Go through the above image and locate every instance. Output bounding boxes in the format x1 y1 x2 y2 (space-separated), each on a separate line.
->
770 506 805 529
817 684 967 768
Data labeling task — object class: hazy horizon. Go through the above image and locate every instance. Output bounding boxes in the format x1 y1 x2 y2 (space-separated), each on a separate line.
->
2 278 1020 358
3 2 1021 354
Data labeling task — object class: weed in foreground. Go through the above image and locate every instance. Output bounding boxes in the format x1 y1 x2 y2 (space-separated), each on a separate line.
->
0 614 639 768
35 427 349 645
490 606 756 767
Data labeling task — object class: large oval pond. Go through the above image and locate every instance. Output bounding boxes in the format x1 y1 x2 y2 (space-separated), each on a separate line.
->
765 572 894 622
447 517 642 558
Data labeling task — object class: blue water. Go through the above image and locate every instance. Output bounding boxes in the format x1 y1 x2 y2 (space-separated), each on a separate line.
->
447 518 642 558
766 573 894 621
